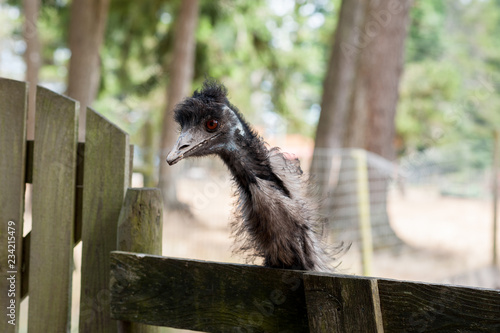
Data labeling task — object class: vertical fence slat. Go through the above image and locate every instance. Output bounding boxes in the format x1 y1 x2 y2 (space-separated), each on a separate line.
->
116 188 163 333
304 273 384 333
493 130 499 266
79 108 130 333
28 86 79 332
0 78 28 333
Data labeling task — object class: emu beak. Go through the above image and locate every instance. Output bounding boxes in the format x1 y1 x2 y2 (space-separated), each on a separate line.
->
167 128 222 165
166 131 193 165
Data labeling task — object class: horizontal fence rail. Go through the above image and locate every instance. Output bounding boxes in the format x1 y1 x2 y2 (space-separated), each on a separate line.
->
110 252 500 333
110 252 310 332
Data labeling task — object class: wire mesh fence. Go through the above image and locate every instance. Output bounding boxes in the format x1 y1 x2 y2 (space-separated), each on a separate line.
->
311 148 402 250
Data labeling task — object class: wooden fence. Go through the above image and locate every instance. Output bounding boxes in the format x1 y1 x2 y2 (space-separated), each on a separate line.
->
1 78 500 332
0 77 162 333
110 253 500 332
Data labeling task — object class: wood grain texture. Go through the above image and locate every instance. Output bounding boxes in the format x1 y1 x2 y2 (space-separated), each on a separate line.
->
21 141 83 302
304 273 383 333
0 78 27 333
117 188 162 255
26 140 85 243
116 188 163 333
79 108 130 333
28 85 78 332
110 252 310 332
111 252 500 332
378 279 500 332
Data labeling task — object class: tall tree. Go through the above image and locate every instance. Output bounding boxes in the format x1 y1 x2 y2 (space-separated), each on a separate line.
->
345 0 413 159
66 0 110 141
345 0 413 249
158 0 200 209
312 0 413 249
310 0 367 195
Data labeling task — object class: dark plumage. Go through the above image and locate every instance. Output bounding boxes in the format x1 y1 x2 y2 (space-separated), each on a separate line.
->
167 79 331 271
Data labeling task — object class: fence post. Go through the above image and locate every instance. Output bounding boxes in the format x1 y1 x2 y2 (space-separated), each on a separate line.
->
303 273 384 332
493 130 499 267
116 188 163 333
351 149 373 276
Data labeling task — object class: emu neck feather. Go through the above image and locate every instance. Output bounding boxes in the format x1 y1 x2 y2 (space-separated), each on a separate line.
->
219 136 325 271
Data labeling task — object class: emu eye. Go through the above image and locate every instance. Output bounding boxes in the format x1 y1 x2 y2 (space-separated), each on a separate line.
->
205 119 219 132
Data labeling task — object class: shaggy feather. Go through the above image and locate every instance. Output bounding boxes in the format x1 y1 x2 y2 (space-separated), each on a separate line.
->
169 79 334 271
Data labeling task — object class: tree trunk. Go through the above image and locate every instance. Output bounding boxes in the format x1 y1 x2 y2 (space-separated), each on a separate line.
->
346 0 412 159
158 0 199 210
67 0 110 141
364 3 412 160
310 0 367 197
23 0 41 141
336 0 413 250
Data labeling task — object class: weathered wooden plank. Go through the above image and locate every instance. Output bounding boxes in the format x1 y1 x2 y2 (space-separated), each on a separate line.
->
378 279 500 332
0 78 28 333
25 140 85 244
28 86 78 332
117 188 162 255
79 108 130 333
304 273 383 333
25 140 86 250
116 188 163 333
110 252 310 332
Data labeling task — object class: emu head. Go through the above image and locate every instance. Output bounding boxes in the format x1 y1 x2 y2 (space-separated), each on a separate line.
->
167 80 250 165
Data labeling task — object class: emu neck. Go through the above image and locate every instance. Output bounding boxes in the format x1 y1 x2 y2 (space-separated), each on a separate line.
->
218 136 288 198
218 136 315 270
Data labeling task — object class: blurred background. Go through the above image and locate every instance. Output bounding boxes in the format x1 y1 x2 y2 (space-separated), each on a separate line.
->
1 0 500 330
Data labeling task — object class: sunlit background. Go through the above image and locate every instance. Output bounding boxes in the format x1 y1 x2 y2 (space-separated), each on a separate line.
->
1 0 500 331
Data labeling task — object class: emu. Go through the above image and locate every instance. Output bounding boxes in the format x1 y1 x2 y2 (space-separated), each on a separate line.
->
167 79 331 271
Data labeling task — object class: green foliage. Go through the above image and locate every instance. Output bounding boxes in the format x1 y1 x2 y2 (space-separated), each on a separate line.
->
5 0 339 140
397 61 460 153
406 0 446 62
89 0 342 172
5 0 500 172
397 0 500 170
